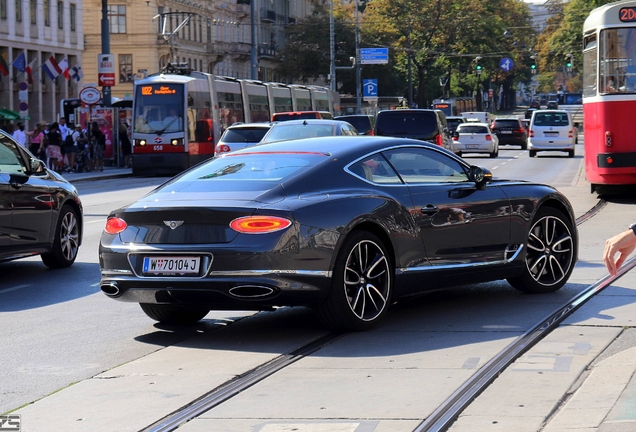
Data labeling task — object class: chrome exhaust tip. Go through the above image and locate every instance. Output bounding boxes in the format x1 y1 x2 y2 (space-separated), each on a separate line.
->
101 282 120 297
229 285 275 298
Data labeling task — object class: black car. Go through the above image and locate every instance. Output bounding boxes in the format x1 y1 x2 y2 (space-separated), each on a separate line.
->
334 115 375 135
491 117 528 149
0 130 83 267
99 136 577 331
446 116 467 134
374 109 455 154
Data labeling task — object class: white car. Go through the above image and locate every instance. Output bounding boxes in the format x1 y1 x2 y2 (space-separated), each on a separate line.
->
528 110 576 158
452 122 499 158
215 122 274 156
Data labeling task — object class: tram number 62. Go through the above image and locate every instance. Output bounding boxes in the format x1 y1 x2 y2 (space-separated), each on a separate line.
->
153 145 163 151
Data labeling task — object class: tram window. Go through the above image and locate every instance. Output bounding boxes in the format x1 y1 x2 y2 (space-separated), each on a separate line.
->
598 28 636 94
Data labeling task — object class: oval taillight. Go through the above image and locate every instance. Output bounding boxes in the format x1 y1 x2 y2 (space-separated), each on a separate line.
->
104 217 127 234
230 216 292 234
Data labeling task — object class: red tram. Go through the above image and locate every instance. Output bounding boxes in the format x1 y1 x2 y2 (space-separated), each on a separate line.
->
583 2 636 192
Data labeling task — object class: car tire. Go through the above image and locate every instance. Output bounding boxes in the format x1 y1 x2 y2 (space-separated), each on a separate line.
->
521 142 527 150
315 231 392 331
568 149 575 158
490 147 498 158
41 205 80 268
139 303 209 325
507 207 576 294
529 150 537 157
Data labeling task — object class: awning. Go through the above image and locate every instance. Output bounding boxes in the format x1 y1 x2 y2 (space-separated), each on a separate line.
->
0 108 20 120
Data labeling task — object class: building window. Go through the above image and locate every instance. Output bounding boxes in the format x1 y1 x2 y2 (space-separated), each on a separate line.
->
157 6 163 33
30 0 36 24
108 4 126 34
44 0 50 26
15 0 21 22
119 54 133 83
70 3 75 31
0 0 6 20
57 1 63 29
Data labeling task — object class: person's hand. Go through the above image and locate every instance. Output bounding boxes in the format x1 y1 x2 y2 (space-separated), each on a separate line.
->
603 229 636 276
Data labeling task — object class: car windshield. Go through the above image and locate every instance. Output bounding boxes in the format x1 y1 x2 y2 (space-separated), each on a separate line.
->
375 111 437 136
263 124 337 142
533 113 569 127
178 152 328 183
221 128 269 143
458 126 488 134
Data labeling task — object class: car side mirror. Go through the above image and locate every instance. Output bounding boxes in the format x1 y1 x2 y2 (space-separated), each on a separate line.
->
469 165 492 189
30 158 46 174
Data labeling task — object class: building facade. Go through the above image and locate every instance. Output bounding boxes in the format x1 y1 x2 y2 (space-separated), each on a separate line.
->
82 0 317 101
0 0 84 128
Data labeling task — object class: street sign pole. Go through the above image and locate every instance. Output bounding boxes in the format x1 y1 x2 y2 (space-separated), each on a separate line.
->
101 0 111 106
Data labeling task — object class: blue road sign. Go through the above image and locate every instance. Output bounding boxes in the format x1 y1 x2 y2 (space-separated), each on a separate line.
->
500 57 514 72
363 79 378 97
361 48 389 65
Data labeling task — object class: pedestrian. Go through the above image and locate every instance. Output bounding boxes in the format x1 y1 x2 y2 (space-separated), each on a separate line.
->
64 126 81 172
119 122 132 168
12 123 27 147
91 121 105 172
603 224 636 276
45 122 63 172
58 117 70 140
28 123 45 157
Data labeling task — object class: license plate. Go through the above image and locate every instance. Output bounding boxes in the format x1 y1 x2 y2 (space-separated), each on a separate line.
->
544 132 558 136
501 130 512 134
466 144 480 149
143 256 201 275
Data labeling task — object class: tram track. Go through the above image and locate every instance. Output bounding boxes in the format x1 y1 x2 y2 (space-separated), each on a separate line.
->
141 198 612 432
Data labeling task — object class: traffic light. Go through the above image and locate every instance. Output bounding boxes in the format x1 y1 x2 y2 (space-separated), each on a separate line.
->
530 56 537 73
566 54 573 71
475 56 482 75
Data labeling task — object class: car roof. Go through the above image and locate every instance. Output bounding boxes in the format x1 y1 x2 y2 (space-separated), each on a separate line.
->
446 116 465 120
458 122 490 127
269 119 350 126
227 122 274 129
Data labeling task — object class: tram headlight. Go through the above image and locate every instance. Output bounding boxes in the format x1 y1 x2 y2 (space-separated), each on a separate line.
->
170 138 183 146
136 139 147 146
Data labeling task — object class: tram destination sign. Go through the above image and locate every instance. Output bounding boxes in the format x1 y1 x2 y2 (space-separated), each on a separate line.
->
620 7 636 21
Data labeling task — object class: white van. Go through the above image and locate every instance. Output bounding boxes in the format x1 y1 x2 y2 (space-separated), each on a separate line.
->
460 111 492 124
528 109 576 158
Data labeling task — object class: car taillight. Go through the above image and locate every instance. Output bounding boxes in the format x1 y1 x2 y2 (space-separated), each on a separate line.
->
104 217 127 234
216 145 231 154
529 130 534 137
568 130 574 138
453 135 459 141
435 134 443 146
514 128 524 133
485 135 492 141
369 129 374 136
230 216 292 234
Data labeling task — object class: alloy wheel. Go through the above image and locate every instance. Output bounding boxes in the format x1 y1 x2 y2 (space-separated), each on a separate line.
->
525 215 574 286
343 240 391 321
60 211 80 261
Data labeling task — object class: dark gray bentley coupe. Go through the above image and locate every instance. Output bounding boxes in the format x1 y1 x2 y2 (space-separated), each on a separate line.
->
99 136 577 330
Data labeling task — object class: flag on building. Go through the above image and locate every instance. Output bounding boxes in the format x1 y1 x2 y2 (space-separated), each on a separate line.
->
59 57 69 80
25 59 37 84
0 53 9 77
70 64 84 83
11 52 26 73
42 55 62 80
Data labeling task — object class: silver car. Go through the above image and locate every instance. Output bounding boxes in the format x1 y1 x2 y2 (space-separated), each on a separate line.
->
215 123 274 156
528 110 575 158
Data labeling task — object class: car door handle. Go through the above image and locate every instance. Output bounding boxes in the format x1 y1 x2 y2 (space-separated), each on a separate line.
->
420 204 439 215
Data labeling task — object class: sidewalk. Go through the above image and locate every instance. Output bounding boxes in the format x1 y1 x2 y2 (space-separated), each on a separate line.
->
59 165 133 183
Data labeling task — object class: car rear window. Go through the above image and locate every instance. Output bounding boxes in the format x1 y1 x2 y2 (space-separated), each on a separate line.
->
375 111 438 137
533 113 569 127
335 116 372 133
221 128 269 143
492 120 519 128
458 125 488 134
263 124 337 142
272 112 321 121
180 152 328 183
